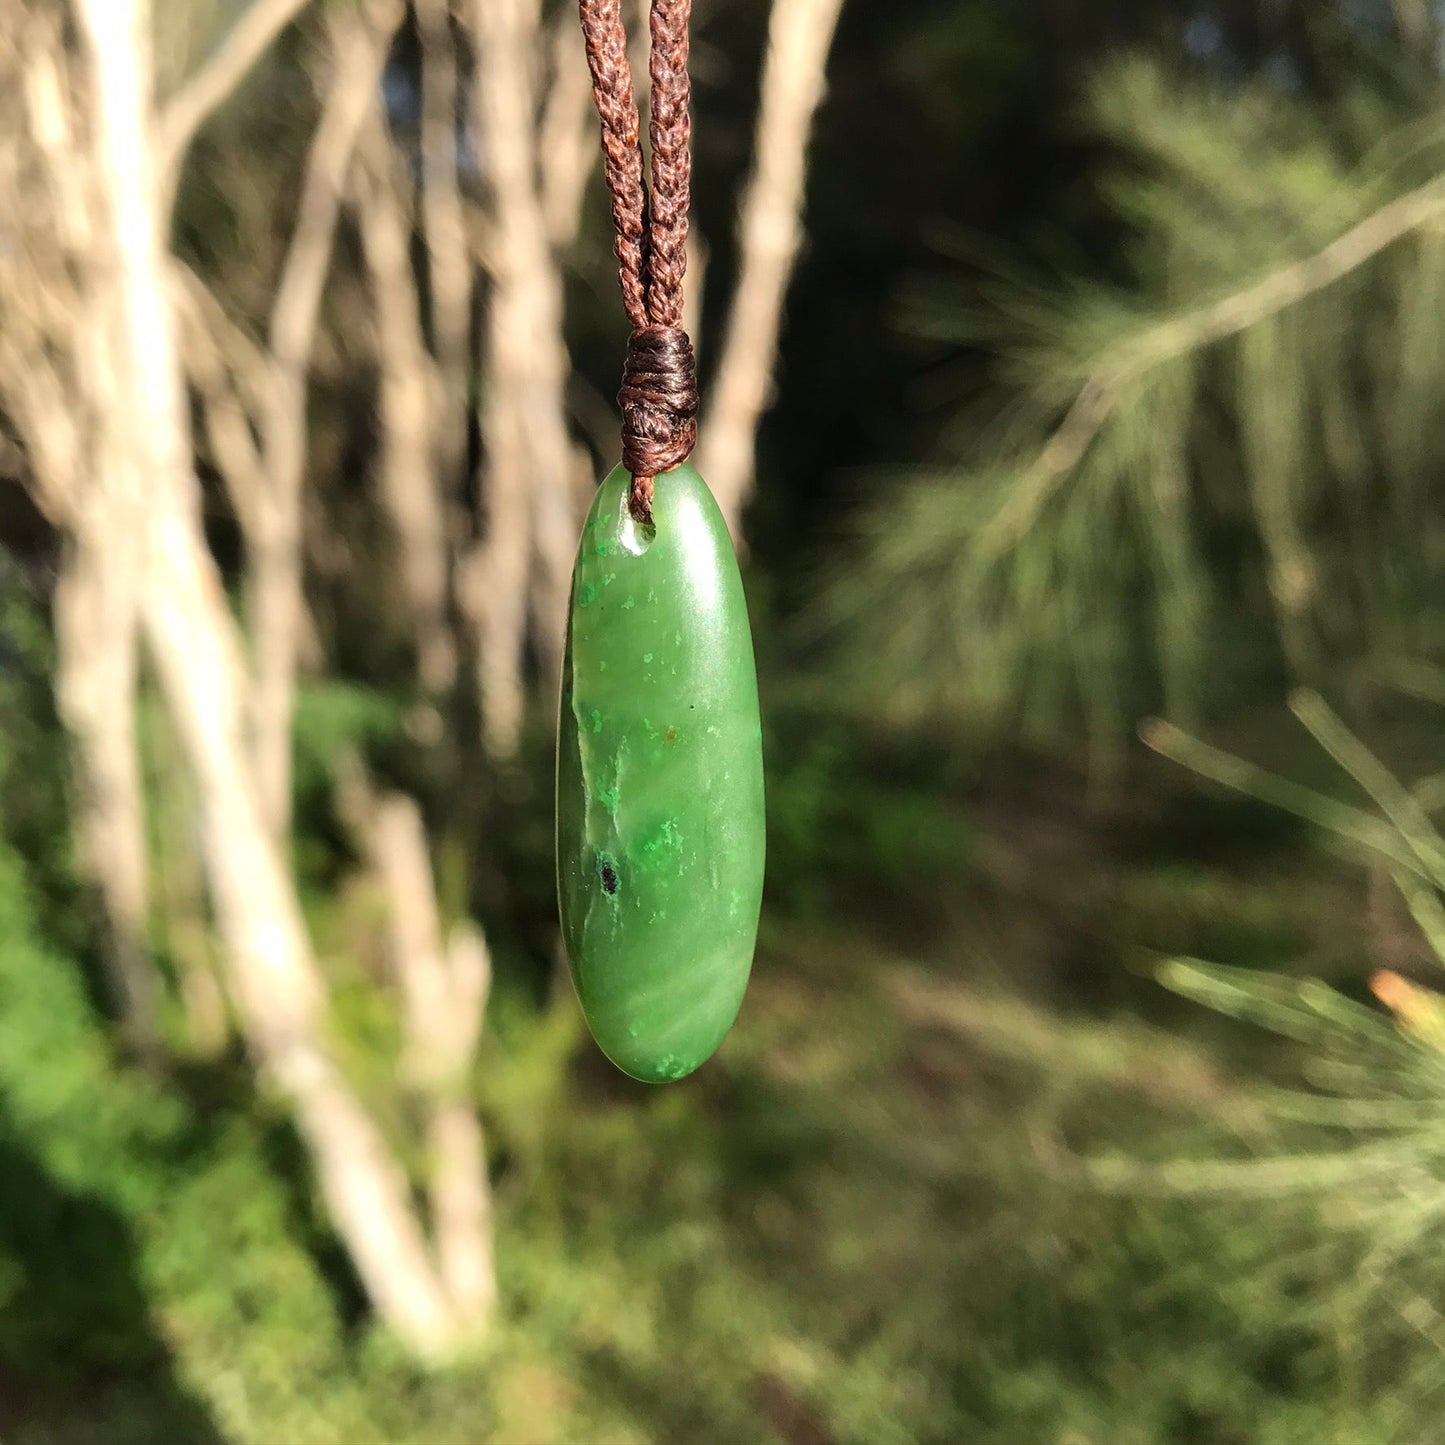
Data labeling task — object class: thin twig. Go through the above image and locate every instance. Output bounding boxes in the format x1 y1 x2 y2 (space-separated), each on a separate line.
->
248 4 399 834
156 0 316 199
695 0 846 528
352 105 456 690
175 282 268 541
172 261 272 416
467 0 579 752
414 0 472 482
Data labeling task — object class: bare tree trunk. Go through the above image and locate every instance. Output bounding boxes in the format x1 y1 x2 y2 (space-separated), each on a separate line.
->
468 324 536 757
53 520 158 1052
428 1092 495 1317
415 0 474 487
140 677 232 1057
251 5 398 836
173 260 334 695
695 0 846 534
61 280 155 1054
345 776 497 1326
155 0 317 206
468 0 580 756
75 0 464 1357
429 928 496 1320
144 421 461 1358
354 115 458 692
173 267 270 543
541 7 606 533
0 10 159 1052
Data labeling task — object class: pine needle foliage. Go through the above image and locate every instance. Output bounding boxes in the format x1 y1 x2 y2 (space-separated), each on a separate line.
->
1127 691 1445 1398
823 56 1445 748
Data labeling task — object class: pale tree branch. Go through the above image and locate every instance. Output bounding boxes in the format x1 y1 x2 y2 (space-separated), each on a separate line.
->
695 0 847 535
73 0 463 1355
174 261 273 412
464 208 504 278
174 278 268 542
59 278 156 1053
267 7 399 406
274 1038 462 1350
21 26 95 259
352 107 458 690
463 386 532 757
1 10 159 1048
149 716 232 1057
539 6 599 248
155 0 316 200
0 15 92 527
428 922 495 1320
54 513 159 1053
339 761 497 1327
0 337 85 526
415 0 474 485
250 1 401 837
466 0 579 756
172 263 330 686
975 177 1445 563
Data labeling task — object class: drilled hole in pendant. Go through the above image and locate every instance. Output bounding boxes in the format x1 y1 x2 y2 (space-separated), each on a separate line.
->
617 495 656 556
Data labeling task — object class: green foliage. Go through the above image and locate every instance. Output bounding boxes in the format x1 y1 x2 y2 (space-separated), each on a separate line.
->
292 679 405 808
13 11 1445 1438
9 654 1439 1441
1111 690 1445 1429
762 702 974 918
0 836 343 1439
0 559 84 943
824 55 1445 749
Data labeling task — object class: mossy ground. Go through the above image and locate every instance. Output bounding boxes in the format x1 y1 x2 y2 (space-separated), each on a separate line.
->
3 715 1433 1445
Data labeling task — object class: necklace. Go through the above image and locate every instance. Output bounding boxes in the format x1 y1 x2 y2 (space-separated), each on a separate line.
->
556 0 766 1082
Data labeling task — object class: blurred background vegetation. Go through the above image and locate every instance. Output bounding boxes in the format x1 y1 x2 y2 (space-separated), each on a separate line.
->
5 0 1445 1441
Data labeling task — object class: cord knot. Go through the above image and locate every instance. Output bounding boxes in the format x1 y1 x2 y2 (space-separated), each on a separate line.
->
619 324 698 522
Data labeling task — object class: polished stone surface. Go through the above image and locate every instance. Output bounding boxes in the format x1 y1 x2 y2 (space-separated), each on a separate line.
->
556 463 765 1082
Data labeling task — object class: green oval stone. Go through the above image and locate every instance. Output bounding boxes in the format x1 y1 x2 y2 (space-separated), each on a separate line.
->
556 462 765 1082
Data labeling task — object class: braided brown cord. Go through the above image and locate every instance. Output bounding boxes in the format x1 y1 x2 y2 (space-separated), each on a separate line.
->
579 0 697 522
644 0 690 331
578 0 648 333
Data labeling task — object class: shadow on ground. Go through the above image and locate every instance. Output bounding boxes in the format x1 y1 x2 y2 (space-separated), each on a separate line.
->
0 1106 225 1445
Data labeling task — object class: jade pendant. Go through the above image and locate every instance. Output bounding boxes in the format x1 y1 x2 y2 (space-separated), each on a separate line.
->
556 462 765 1082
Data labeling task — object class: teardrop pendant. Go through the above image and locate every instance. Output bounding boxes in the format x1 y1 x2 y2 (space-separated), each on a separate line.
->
556 463 765 1082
